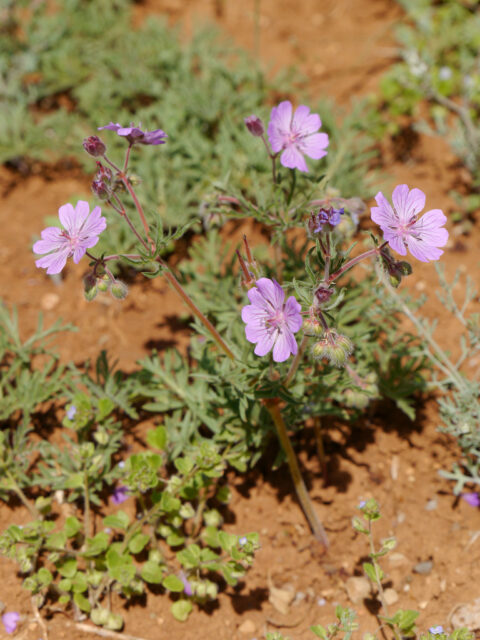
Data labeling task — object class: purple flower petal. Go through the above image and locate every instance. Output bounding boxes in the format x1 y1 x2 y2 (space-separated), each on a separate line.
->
2 612 20 634
267 100 328 173
461 492 480 507
241 278 302 362
371 185 448 262
99 122 167 145
33 201 107 275
111 486 129 505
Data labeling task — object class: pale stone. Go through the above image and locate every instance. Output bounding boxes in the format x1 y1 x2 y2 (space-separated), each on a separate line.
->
384 588 399 605
345 576 370 604
388 552 409 568
238 619 257 634
41 292 60 310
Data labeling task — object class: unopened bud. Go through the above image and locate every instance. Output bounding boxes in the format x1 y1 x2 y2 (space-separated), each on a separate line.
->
343 388 370 410
312 330 353 367
314 285 333 305
97 275 110 292
397 261 412 276
244 115 265 137
91 178 110 200
303 317 323 336
83 272 98 301
388 273 401 288
110 280 128 300
83 135 106 157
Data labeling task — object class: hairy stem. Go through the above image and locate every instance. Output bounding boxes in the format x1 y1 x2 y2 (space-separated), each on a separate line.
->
158 261 236 360
7 471 40 519
264 399 329 547
284 334 309 387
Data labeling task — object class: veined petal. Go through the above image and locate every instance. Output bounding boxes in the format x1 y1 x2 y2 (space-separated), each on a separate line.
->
271 101 293 132
372 191 396 228
58 203 77 233
253 331 276 356
284 296 302 332
392 184 426 223
72 245 88 264
272 330 297 362
36 248 70 274
280 145 309 172
255 278 285 309
299 132 329 159
406 235 444 262
292 105 321 135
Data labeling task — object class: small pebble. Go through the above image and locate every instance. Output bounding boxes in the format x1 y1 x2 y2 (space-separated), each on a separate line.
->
413 560 433 575
317 597 327 606
41 292 60 310
238 619 256 634
425 499 438 511
346 576 370 604
384 588 399 605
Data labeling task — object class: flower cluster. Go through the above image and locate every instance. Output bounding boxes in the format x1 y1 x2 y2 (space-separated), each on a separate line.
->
308 206 344 234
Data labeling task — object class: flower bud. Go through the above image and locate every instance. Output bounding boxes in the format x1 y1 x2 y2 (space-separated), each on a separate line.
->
244 115 265 137
389 272 401 288
83 272 98 301
314 285 333 306
312 330 353 367
91 178 110 200
83 135 106 157
110 280 128 300
97 275 110 292
397 261 412 276
303 317 323 336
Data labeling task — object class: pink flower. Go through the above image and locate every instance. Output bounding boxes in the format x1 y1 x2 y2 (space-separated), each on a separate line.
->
371 185 448 262
461 492 480 507
33 201 107 275
241 278 302 362
98 122 167 145
267 100 329 173
2 612 20 634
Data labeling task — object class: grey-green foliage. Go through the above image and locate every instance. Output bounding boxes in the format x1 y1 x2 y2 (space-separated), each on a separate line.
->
134 227 428 464
381 264 480 494
377 0 480 222
0 301 75 429
2 0 379 255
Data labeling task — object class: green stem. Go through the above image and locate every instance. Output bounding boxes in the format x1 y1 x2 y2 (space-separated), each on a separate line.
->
284 334 309 388
328 243 386 284
159 261 236 361
7 471 40 519
83 467 92 543
264 399 329 547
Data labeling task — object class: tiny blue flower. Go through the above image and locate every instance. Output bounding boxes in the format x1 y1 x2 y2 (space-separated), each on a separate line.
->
118 461 125 469
429 626 444 635
239 536 248 546
358 500 367 509
66 405 77 420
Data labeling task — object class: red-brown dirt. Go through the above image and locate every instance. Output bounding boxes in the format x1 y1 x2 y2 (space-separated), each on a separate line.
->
1 1 480 639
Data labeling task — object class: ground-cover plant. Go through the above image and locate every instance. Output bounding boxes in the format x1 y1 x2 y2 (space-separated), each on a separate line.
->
267 500 474 640
374 0 480 226
32 98 446 548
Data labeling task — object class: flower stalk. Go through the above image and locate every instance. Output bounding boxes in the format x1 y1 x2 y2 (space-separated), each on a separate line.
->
264 399 329 547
